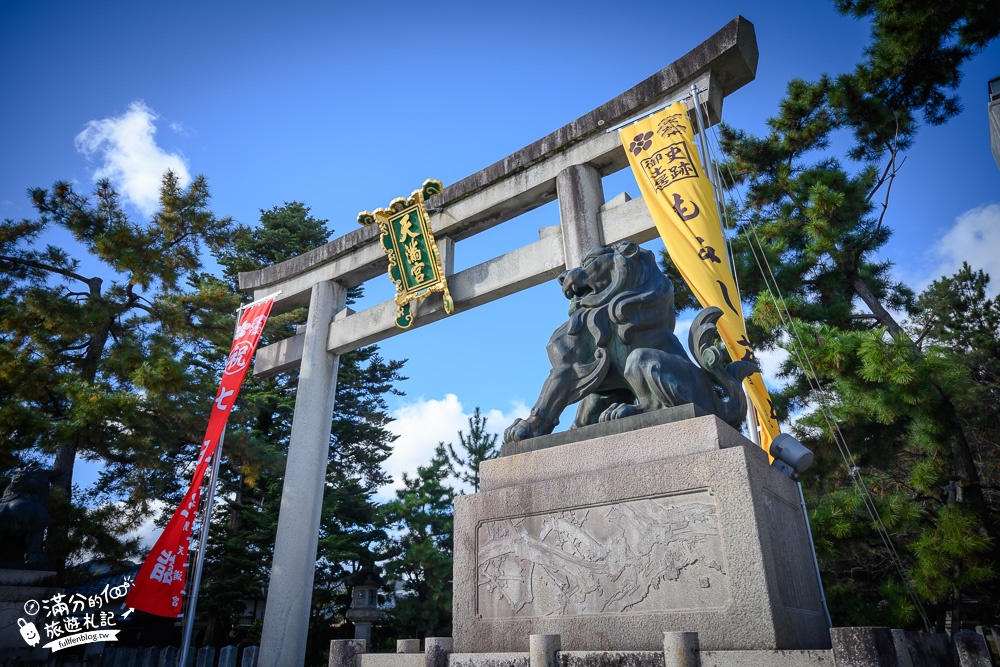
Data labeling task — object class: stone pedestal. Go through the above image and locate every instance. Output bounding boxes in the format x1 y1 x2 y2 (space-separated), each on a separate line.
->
0 568 62 662
453 413 830 653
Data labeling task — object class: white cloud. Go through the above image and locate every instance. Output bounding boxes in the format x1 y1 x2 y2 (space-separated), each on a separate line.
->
75 101 190 217
929 203 1000 297
380 394 527 498
122 500 166 551
755 345 790 391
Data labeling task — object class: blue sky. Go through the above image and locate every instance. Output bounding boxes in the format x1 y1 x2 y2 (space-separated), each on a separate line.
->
2 1 999 498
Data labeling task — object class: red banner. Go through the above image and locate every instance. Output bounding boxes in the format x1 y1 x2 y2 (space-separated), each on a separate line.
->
126 298 275 617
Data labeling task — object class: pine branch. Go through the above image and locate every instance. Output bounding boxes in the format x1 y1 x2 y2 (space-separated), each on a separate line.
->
0 253 94 287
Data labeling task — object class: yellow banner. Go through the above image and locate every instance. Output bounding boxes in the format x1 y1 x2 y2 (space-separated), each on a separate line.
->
620 102 780 451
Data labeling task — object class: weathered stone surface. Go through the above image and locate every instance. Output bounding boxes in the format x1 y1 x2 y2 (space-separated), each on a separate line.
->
0 572 62 660
530 635 561 667
361 655 424 667
259 281 347 667
889 630 955 667
196 645 215 667
560 651 663 667
455 416 829 653
157 645 178 667
218 645 238 667
330 639 366 667
500 405 706 456
139 646 160 667
426 637 453 667
698 650 832 666
829 628 897 667
485 414 747 492
113 647 136 667
0 568 56 586
476 490 728 620
398 639 421 653
890 630 914 667
953 630 991 667
241 645 259 667
450 654 529 667
663 632 698 667
557 164 605 271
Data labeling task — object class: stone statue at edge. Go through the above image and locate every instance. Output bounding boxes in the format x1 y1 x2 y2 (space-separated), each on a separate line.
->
504 241 758 444
0 462 53 567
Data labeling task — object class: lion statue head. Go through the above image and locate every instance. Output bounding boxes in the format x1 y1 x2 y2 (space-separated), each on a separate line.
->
559 240 678 346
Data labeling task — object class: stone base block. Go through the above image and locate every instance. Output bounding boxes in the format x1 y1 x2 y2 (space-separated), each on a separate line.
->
453 414 830 653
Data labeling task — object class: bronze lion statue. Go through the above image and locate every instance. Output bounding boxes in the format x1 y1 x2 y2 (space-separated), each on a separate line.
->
504 241 758 444
0 462 53 566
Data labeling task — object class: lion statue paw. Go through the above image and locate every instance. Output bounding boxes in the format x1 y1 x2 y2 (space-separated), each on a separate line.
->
598 403 639 422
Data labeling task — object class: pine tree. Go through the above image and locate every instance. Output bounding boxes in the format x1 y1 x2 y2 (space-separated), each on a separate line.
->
381 444 455 639
445 407 499 493
0 174 236 576
712 1 1000 627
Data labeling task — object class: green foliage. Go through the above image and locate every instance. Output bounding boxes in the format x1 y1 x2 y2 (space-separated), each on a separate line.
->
787 278 1000 626
216 202 332 286
445 407 499 493
835 0 1000 128
912 504 994 603
0 174 237 574
716 1 1000 629
380 444 455 639
377 407 498 639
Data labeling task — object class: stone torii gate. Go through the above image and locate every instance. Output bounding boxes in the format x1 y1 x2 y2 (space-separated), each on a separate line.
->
239 17 757 665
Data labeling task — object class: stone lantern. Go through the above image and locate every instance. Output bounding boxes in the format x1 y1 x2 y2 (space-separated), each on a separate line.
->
345 566 383 644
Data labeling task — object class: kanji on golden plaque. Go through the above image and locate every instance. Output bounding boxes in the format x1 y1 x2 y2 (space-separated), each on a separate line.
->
620 102 781 452
358 179 454 329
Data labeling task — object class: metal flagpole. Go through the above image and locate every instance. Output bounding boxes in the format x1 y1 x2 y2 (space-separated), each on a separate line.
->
745 390 762 447
689 84 730 275
687 84 763 447
179 425 226 667
178 298 250 667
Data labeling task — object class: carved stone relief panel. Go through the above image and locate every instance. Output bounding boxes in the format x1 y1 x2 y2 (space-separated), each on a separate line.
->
476 489 730 618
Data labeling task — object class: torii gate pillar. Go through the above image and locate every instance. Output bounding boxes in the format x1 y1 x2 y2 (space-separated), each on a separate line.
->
247 17 757 666
258 280 345 665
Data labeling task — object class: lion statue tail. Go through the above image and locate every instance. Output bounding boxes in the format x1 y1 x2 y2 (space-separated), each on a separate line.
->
688 307 760 429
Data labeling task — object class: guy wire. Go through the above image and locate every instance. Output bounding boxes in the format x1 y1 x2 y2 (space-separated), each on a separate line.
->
706 125 932 630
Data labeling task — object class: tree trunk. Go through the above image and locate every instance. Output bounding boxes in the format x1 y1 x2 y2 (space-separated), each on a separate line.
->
852 271 1000 580
935 383 1000 552
48 278 110 576
850 273 907 338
